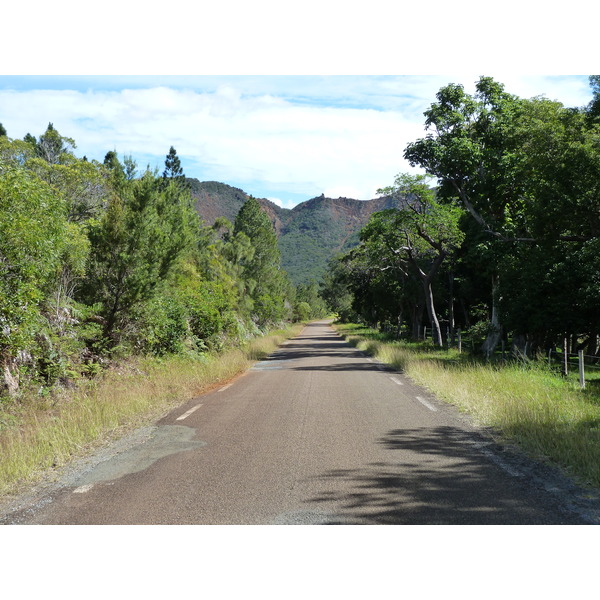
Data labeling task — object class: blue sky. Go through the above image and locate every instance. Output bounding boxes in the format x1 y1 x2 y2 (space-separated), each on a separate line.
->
0 75 593 208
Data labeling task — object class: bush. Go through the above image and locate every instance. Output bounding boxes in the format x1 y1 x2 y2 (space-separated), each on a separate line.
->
295 301 311 322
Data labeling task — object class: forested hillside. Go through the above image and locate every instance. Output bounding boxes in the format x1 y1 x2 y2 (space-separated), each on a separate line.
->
188 180 288 230
190 181 409 284
324 76 600 361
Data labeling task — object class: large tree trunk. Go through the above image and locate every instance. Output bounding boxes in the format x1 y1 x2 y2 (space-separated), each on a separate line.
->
448 271 456 345
410 252 445 347
481 274 502 358
395 311 403 338
411 303 423 341
587 330 599 358
2 357 19 397
423 278 443 347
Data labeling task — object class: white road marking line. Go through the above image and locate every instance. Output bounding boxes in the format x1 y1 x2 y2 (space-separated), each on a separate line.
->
389 376 404 386
73 484 94 494
176 403 203 421
474 444 523 478
416 396 438 412
218 383 233 392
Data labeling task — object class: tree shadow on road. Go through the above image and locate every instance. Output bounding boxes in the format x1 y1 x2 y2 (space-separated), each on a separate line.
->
303 426 586 525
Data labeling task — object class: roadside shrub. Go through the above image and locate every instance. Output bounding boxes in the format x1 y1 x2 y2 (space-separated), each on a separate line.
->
294 301 311 322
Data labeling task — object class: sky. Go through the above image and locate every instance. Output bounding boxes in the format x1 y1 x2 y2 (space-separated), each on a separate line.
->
0 74 594 209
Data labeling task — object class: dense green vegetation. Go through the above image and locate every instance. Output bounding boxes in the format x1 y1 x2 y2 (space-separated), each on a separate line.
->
190 182 410 286
188 179 253 224
324 76 600 367
0 125 325 402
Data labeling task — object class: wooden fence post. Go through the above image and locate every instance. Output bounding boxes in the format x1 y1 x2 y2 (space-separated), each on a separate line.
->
579 350 586 389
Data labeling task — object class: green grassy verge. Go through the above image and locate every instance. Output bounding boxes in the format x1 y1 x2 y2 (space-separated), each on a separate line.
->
0 323 303 497
335 322 600 490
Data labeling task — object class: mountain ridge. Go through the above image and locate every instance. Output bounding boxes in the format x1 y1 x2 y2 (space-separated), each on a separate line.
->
188 178 408 284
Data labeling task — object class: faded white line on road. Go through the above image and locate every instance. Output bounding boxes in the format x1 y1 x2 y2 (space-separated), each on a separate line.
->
251 361 284 370
472 443 523 477
176 403 203 421
218 383 233 392
416 396 438 412
73 484 94 494
390 376 404 386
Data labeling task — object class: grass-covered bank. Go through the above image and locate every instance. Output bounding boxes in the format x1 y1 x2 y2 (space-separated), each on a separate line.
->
334 322 600 491
0 323 303 498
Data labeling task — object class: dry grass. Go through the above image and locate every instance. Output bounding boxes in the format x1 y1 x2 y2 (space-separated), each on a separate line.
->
336 323 600 490
0 323 303 497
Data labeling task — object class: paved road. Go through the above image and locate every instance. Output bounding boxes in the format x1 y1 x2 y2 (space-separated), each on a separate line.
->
2 321 596 524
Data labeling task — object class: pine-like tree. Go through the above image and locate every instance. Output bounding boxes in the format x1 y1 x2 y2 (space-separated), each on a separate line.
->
233 196 288 325
79 170 196 344
162 146 187 188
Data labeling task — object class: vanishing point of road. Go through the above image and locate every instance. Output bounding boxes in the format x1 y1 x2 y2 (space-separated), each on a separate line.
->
2 320 598 525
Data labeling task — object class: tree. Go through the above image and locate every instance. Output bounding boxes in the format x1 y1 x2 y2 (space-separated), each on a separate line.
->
26 156 109 222
104 150 122 171
0 135 35 166
295 302 311 322
0 162 72 393
163 146 183 179
340 240 414 332
233 196 288 325
26 123 76 164
495 96 600 352
78 170 196 345
320 255 356 322
195 218 255 320
369 174 464 346
162 146 187 189
404 77 524 242
404 76 600 355
403 78 530 354
0 123 6 137
294 282 328 320
587 75 600 122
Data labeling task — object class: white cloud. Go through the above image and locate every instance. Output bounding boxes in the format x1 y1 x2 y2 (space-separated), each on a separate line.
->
0 84 427 200
323 185 368 199
266 197 299 210
0 76 594 205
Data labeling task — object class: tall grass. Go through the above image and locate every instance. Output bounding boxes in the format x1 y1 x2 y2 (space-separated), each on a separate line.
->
0 324 303 497
336 323 600 490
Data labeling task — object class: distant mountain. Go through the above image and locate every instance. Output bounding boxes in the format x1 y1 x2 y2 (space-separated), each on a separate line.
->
188 178 409 285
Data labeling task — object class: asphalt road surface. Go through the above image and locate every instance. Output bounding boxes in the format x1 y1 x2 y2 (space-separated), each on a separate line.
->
2 320 598 525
